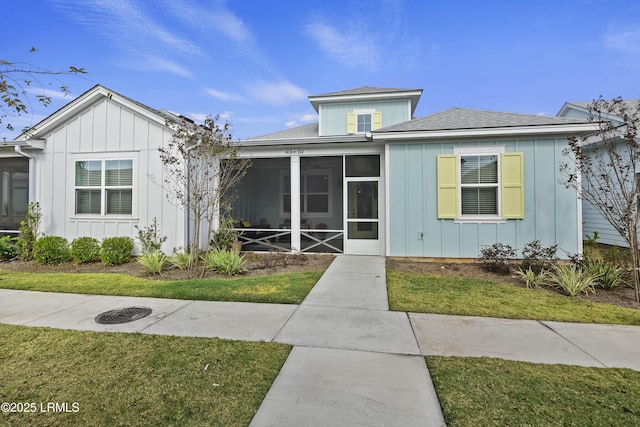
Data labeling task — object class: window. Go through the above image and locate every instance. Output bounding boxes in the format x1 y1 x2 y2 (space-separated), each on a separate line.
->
357 113 372 133
281 170 331 216
437 149 524 221
460 155 498 215
347 110 383 134
75 159 133 215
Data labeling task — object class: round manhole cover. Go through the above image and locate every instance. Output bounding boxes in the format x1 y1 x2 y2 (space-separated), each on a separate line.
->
95 307 152 325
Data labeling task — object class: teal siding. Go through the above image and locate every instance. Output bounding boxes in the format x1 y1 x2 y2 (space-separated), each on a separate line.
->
388 138 579 258
320 100 408 136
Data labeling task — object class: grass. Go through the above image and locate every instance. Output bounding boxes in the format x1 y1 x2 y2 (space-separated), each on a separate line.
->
427 356 640 426
0 324 290 426
387 271 640 325
0 269 325 304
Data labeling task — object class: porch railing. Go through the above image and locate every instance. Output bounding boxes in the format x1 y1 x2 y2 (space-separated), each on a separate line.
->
233 228 344 253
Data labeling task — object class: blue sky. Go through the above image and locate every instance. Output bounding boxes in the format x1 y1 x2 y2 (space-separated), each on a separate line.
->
3 0 640 140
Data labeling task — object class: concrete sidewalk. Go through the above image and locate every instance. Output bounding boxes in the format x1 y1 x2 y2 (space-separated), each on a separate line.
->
2 255 640 425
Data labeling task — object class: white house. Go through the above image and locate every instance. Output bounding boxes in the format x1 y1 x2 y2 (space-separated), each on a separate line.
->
5 85 185 253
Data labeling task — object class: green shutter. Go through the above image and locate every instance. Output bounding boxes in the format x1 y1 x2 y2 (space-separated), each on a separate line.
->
501 152 524 219
437 155 458 219
347 113 356 134
372 112 382 130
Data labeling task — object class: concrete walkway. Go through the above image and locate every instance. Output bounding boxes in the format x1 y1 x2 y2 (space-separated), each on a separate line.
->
2 256 640 425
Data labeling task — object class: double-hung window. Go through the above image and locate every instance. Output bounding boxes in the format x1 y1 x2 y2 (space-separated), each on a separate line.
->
460 155 499 216
437 148 524 221
75 159 133 215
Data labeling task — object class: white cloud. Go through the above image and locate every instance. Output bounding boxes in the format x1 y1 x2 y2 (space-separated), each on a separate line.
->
206 88 244 102
218 111 233 120
26 88 74 101
138 55 193 78
305 21 379 70
246 80 307 105
285 112 318 128
605 28 640 54
51 0 205 57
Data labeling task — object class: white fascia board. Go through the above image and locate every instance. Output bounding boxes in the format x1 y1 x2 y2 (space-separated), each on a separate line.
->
374 123 600 141
23 86 168 139
309 90 423 112
238 135 369 147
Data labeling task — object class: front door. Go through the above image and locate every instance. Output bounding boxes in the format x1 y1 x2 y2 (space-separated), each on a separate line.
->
344 155 382 255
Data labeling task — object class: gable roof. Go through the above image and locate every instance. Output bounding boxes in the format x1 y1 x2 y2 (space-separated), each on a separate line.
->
15 84 179 141
247 123 319 141
308 86 423 114
557 99 640 123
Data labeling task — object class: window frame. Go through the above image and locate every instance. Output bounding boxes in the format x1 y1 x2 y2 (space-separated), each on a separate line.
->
74 158 134 216
453 146 505 223
353 108 375 134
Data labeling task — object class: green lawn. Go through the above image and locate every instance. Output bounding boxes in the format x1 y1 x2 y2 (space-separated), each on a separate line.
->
427 356 640 427
387 271 640 325
0 269 324 304
0 324 290 426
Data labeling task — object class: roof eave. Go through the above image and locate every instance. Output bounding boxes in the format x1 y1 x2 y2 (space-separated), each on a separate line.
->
374 123 600 141
14 85 172 141
309 90 423 113
239 135 370 147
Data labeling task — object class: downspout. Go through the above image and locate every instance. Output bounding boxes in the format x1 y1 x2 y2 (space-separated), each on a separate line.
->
14 145 35 203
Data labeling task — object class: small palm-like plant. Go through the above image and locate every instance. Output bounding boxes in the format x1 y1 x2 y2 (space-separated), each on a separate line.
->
168 249 195 270
206 249 247 275
582 259 627 290
138 250 167 275
550 264 596 297
515 267 552 289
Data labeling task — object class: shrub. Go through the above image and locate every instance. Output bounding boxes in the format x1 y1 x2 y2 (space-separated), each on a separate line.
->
521 240 558 273
70 237 101 263
479 243 516 274
135 217 167 255
582 259 627 290
33 235 71 265
515 267 552 289
210 217 240 251
168 249 195 270
100 237 134 266
550 264 596 297
206 249 246 275
138 250 167 274
17 202 42 261
0 235 17 261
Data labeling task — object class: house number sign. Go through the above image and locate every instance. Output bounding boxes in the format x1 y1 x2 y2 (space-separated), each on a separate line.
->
283 148 305 155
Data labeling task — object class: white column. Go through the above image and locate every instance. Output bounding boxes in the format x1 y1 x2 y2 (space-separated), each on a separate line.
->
290 155 301 253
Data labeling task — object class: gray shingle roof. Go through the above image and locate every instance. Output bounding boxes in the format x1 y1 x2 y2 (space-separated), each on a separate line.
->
245 123 319 141
378 108 591 133
310 86 421 98
565 99 640 111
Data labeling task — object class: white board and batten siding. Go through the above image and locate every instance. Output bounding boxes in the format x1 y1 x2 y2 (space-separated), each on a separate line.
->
34 96 185 254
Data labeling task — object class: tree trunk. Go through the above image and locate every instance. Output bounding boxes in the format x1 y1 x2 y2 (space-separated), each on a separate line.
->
630 235 640 303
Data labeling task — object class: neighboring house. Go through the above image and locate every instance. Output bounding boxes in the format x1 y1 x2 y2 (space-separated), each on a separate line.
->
558 100 640 247
4 84 598 259
234 87 597 258
4 85 186 253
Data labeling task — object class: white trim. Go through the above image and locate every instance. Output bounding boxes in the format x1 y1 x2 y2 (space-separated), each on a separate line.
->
576 157 583 255
375 123 600 140
72 156 136 217
454 217 506 224
454 146 505 155
290 156 301 253
17 85 171 140
384 144 391 257
454 148 504 220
